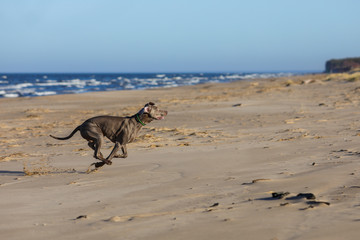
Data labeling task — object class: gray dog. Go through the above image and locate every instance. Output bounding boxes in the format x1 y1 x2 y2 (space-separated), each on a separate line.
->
50 102 167 171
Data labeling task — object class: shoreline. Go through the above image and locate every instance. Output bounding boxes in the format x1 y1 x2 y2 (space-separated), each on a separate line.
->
1 73 360 239
0 71 304 98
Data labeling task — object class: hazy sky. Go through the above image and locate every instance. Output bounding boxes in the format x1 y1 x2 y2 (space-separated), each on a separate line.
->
1 0 359 73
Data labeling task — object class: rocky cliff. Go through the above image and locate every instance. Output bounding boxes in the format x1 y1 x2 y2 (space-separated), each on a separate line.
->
325 57 360 73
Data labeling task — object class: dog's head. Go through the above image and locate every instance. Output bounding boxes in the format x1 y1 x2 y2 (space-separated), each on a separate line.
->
141 102 168 120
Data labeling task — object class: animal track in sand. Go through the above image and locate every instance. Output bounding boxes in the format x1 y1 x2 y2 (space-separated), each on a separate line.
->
23 158 76 176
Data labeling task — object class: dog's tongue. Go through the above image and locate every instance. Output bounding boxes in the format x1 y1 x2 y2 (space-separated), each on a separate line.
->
157 116 165 120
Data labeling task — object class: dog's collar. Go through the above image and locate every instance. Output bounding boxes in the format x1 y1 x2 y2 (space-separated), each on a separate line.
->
136 114 146 126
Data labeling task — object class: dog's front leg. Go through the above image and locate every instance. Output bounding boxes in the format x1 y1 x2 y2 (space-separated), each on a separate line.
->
105 142 121 163
114 145 128 158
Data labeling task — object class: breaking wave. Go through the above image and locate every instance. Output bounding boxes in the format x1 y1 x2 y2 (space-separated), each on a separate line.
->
0 72 296 98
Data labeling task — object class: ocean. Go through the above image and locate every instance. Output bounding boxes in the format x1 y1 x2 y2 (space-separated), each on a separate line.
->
0 72 296 98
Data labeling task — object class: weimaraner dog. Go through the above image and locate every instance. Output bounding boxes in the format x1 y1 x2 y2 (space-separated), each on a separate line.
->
50 102 167 171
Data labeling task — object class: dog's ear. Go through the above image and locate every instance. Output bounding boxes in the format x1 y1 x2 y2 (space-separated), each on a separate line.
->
144 102 155 112
143 102 155 113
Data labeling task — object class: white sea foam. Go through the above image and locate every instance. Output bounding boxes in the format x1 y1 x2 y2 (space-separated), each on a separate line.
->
124 84 135 89
35 79 110 88
34 91 57 96
225 74 244 79
0 72 300 98
4 93 19 98
0 83 33 90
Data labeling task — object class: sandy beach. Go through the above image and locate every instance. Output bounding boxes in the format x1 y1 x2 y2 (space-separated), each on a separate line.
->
1 73 360 240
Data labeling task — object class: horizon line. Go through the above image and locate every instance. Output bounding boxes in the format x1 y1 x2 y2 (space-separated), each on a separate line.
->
0 70 323 74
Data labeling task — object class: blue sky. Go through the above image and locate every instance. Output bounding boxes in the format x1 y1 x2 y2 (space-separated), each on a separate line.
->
0 0 359 73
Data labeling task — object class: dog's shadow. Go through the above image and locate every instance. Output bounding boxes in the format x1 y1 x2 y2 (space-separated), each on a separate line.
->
0 170 25 176
0 169 92 177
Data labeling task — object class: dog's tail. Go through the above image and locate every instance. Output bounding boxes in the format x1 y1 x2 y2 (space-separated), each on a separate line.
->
50 126 81 140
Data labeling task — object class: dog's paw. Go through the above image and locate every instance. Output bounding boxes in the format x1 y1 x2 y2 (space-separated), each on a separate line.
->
95 162 106 168
105 160 112 165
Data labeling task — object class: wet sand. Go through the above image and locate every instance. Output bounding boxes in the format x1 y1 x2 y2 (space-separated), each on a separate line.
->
1 73 360 239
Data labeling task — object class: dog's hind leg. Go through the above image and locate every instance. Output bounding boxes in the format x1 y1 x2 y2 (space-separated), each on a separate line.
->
80 125 110 165
88 140 103 159
93 137 112 165
86 139 109 173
